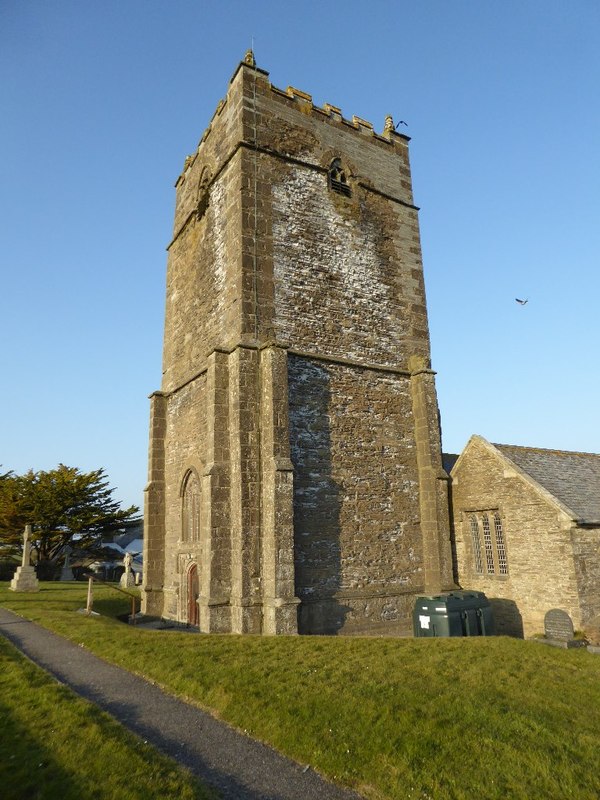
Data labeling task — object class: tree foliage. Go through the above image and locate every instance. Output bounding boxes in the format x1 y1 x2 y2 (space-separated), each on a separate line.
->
0 465 139 568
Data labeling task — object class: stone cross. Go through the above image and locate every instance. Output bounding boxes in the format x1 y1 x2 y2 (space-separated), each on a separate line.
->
120 551 135 588
22 524 32 567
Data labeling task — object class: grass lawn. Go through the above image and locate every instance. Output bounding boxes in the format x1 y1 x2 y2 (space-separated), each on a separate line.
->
0 633 214 800
2 582 600 800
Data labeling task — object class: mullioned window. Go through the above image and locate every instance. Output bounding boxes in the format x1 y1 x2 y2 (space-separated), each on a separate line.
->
468 511 509 576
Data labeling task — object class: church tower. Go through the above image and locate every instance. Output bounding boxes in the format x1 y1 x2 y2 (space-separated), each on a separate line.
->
142 53 454 635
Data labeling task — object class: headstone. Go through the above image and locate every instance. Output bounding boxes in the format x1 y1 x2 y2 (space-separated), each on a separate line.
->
544 609 575 642
60 545 74 581
9 524 40 592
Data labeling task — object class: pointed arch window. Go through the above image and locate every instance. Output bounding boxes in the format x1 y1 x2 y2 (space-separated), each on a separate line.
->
328 158 351 197
182 471 201 543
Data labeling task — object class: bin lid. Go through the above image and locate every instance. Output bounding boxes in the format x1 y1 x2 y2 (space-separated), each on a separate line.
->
415 590 491 612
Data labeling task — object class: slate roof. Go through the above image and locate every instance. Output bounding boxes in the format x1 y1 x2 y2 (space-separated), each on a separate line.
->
442 453 459 474
493 444 600 525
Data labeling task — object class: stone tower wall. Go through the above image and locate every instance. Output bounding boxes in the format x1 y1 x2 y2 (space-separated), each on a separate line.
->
237 65 452 633
143 56 453 634
161 376 207 620
162 156 243 391
288 357 426 633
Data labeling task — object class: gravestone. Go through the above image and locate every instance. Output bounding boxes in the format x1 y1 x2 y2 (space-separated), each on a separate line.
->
60 545 74 581
544 608 574 641
542 608 586 648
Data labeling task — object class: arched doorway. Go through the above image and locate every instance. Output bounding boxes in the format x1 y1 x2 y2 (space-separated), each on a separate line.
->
187 563 199 626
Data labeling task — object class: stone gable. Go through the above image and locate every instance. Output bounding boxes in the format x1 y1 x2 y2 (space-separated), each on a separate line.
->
451 435 600 636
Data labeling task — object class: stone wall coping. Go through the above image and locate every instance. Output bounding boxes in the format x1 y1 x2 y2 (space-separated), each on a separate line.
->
299 586 424 603
287 347 415 377
263 595 302 608
156 343 433 400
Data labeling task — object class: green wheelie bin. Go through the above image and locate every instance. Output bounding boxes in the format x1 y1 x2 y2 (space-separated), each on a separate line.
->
413 590 494 637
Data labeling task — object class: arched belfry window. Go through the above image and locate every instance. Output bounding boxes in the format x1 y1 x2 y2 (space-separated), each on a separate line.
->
181 471 200 543
328 158 351 197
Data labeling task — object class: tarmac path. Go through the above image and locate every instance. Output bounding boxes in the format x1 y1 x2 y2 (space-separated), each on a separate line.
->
0 607 363 800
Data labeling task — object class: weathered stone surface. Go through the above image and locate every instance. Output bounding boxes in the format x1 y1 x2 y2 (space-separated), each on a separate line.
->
10 566 39 593
142 57 453 634
544 608 574 641
10 526 40 593
120 571 135 589
582 614 600 645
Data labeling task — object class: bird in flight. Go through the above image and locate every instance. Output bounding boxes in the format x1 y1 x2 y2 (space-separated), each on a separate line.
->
515 298 528 305
395 120 408 128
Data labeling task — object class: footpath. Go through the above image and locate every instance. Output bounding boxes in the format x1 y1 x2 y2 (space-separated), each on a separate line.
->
0 608 362 800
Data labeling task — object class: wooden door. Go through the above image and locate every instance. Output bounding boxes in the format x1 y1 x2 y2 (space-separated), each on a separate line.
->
187 563 199 626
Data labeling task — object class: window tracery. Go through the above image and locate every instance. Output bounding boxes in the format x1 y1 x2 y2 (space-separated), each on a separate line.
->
328 158 351 197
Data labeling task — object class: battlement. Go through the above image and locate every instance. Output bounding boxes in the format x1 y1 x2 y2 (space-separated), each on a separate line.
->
178 53 409 180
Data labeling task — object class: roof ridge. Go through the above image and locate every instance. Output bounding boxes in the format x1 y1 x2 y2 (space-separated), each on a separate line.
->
493 443 600 458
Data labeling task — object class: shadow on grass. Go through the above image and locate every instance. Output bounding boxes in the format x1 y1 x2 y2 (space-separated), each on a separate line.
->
92 696 298 800
0 582 137 621
0 697 82 800
0 611 316 800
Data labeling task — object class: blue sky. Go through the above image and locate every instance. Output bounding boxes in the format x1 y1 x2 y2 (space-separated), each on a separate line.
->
1 1 599 511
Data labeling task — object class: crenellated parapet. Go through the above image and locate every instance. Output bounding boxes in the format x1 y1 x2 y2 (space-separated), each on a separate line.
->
170 52 417 252
176 52 409 184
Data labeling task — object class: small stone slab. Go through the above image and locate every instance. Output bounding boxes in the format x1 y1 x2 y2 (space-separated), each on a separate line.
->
544 608 574 642
535 638 586 650
77 608 100 616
